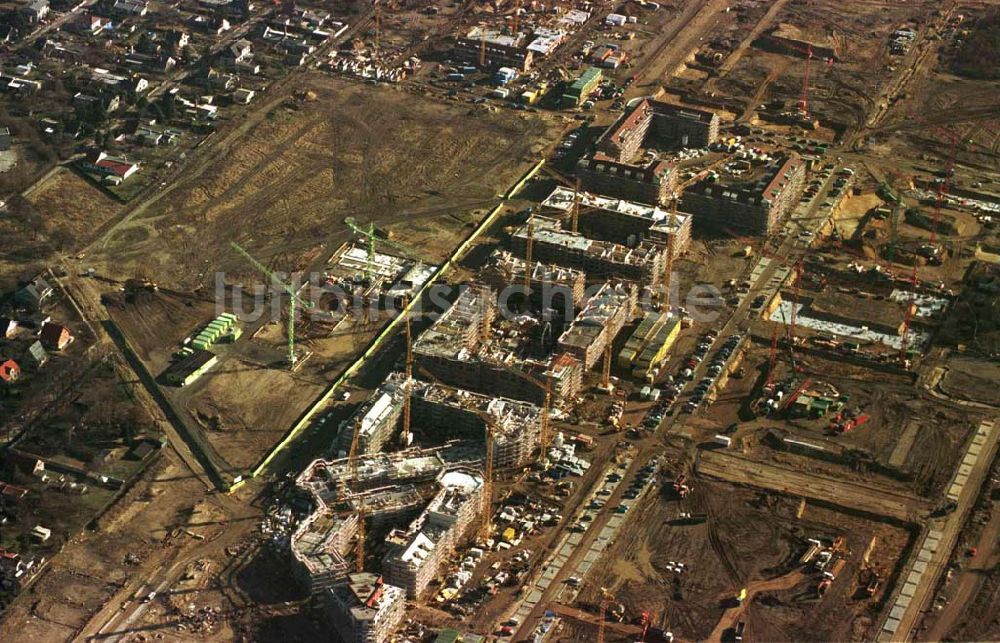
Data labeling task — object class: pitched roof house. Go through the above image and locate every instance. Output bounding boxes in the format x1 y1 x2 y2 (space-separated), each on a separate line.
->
0 359 20 383
39 322 72 351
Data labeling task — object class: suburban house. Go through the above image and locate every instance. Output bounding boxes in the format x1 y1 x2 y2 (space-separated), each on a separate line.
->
39 322 72 351
70 15 106 35
73 92 120 114
23 341 48 369
81 151 140 183
225 39 253 65
233 87 254 104
0 359 20 384
21 0 49 24
14 276 53 310
111 0 148 17
0 318 16 339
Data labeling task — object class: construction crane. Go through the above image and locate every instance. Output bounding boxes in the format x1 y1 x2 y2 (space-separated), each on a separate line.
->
601 342 612 391
344 216 425 281
402 297 413 448
372 0 381 61
348 417 366 572
523 215 535 291
660 155 732 303
899 119 960 363
415 364 499 541
778 42 835 119
230 242 314 366
481 415 495 541
513 367 553 453
541 165 589 234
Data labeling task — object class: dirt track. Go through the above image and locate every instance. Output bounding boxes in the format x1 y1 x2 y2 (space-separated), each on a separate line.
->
696 450 932 523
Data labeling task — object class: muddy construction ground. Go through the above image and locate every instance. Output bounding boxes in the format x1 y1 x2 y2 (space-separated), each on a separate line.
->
88 74 559 291
568 479 913 643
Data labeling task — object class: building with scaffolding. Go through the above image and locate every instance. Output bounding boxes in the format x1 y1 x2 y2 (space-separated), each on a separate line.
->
292 448 480 601
453 27 534 71
334 374 544 469
382 468 484 598
409 377 543 469
557 282 637 369
511 216 668 287
541 186 691 254
413 282 584 406
480 249 587 310
327 572 407 643
575 154 678 206
680 153 806 235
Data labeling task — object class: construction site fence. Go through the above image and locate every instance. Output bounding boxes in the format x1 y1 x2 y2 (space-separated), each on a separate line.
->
243 158 547 488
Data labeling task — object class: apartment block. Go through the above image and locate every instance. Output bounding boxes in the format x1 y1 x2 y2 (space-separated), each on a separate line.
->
557 282 637 369
326 573 407 643
382 468 484 598
575 154 677 206
510 216 667 286
541 186 691 254
680 153 806 235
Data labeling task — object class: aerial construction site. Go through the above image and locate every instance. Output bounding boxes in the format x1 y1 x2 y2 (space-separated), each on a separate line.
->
0 0 998 642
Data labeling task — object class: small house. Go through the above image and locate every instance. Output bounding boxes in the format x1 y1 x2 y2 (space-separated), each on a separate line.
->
0 359 19 383
232 87 254 104
24 341 48 368
0 318 17 339
40 322 72 351
14 275 53 310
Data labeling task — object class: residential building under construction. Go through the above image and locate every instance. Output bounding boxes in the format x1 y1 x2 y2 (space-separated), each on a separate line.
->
541 186 692 253
510 216 667 286
557 282 637 370
326 572 407 643
292 448 480 597
382 468 484 598
480 249 586 310
413 282 584 406
335 373 544 469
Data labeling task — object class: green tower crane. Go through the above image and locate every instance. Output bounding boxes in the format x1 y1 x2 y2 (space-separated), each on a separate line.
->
230 242 314 366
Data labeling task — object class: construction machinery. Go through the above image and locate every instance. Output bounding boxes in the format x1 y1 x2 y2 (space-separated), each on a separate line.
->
672 473 691 499
828 409 870 434
781 377 813 412
230 242 314 366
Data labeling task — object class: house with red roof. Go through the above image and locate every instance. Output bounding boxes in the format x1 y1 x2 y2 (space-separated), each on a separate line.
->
81 151 140 183
0 359 20 383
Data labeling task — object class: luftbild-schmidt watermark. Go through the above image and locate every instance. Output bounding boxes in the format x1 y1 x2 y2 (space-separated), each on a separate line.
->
213 271 725 325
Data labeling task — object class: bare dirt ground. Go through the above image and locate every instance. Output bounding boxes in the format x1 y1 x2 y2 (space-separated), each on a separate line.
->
186 360 324 471
570 479 911 642
89 74 558 291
